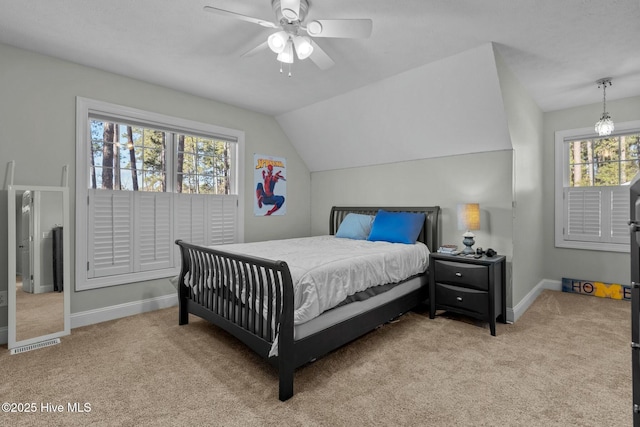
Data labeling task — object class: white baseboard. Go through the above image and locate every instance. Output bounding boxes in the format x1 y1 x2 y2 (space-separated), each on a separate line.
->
71 293 178 329
510 279 562 323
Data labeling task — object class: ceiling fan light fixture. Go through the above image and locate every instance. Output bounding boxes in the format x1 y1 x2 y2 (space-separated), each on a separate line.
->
595 78 614 137
204 0 371 73
277 39 294 64
293 35 313 59
268 31 289 53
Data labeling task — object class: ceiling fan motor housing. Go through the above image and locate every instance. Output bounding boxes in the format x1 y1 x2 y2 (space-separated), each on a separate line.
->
272 0 309 24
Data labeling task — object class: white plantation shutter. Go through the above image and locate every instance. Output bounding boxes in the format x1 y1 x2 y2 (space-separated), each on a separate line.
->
210 196 237 245
564 186 629 245
136 193 173 271
565 188 602 242
174 194 207 246
89 191 237 282
175 193 237 247
611 187 630 243
88 190 134 278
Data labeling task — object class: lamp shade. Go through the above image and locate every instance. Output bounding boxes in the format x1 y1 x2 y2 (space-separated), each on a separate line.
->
276 39 294 64
293 35 313 60
268 31 289 53
457 203 480 231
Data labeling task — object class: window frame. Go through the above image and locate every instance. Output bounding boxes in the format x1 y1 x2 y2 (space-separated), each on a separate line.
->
75 97 245 291
554 120 640 253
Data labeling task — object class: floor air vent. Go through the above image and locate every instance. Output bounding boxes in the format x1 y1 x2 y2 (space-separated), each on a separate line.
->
10 338 61 355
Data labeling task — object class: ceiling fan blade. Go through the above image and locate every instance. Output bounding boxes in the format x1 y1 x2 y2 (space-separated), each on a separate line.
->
306 19 373 38
203 6 278 28
241 40 269 58
308 41 335 70
280 0 301 21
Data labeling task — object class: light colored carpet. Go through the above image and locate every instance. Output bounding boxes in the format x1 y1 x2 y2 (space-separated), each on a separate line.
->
0 290 631 426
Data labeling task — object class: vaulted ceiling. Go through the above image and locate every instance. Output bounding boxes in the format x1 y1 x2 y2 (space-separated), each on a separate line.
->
0 0 638 117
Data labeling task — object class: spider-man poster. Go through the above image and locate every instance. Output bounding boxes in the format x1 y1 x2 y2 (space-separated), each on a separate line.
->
254 154 287 216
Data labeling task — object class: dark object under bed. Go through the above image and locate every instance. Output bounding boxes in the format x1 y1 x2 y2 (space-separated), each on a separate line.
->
175 206 440 401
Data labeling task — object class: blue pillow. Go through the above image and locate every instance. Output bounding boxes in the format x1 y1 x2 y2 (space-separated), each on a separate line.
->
335 213 375 240
367 210 425 244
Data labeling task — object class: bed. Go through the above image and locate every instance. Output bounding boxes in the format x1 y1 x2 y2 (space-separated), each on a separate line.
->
175 206 440 401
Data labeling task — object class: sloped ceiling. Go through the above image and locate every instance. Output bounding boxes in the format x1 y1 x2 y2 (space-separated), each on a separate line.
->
277 44 512 172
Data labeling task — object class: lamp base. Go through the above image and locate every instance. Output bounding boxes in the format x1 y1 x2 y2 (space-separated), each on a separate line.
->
461 232 475 255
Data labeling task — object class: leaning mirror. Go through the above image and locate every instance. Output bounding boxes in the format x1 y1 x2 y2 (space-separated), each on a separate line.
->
7 184 70 352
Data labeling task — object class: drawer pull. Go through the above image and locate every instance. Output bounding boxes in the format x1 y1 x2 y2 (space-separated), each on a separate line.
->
455 272 462 277
456 296 463 302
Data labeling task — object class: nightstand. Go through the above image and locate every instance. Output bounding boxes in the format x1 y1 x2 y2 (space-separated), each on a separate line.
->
429 252 506 336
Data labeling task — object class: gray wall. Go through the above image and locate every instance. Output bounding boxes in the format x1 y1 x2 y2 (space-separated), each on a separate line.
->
542 95 640 285
310 150 515 300
0 42 311 327
306 44 526 312
493 48 546 307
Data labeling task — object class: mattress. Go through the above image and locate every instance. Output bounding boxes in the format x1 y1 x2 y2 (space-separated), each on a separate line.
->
293 274 427 340
209 235 430 325
263 275 427 357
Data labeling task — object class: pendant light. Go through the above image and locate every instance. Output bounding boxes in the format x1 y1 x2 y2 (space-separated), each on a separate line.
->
595 78 614 137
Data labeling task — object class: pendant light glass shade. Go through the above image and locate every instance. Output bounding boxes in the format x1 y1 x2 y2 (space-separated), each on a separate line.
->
595 113 614 136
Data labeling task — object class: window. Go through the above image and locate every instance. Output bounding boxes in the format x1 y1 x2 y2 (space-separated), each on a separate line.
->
76 98 244 290
555 120 640 252
90 123 169 192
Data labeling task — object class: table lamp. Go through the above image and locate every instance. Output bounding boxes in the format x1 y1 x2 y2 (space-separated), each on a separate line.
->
457 203 480 255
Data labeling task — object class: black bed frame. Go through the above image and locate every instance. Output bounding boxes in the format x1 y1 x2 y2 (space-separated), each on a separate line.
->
175 206 440 401
630 176 640 426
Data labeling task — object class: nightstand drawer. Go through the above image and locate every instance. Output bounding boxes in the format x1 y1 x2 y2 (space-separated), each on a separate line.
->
434 283 488 317
433 260 489 291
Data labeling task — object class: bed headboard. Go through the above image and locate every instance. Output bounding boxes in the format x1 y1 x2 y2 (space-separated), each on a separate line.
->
329 206 441 252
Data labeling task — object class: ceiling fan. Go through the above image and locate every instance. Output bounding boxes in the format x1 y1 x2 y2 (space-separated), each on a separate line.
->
204 0 373 73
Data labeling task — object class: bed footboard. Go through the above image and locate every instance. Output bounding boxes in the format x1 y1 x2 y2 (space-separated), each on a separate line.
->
174 205 440 401
175 239 295 400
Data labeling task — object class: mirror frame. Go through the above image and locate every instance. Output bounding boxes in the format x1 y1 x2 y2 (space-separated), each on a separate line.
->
7 184 71 349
